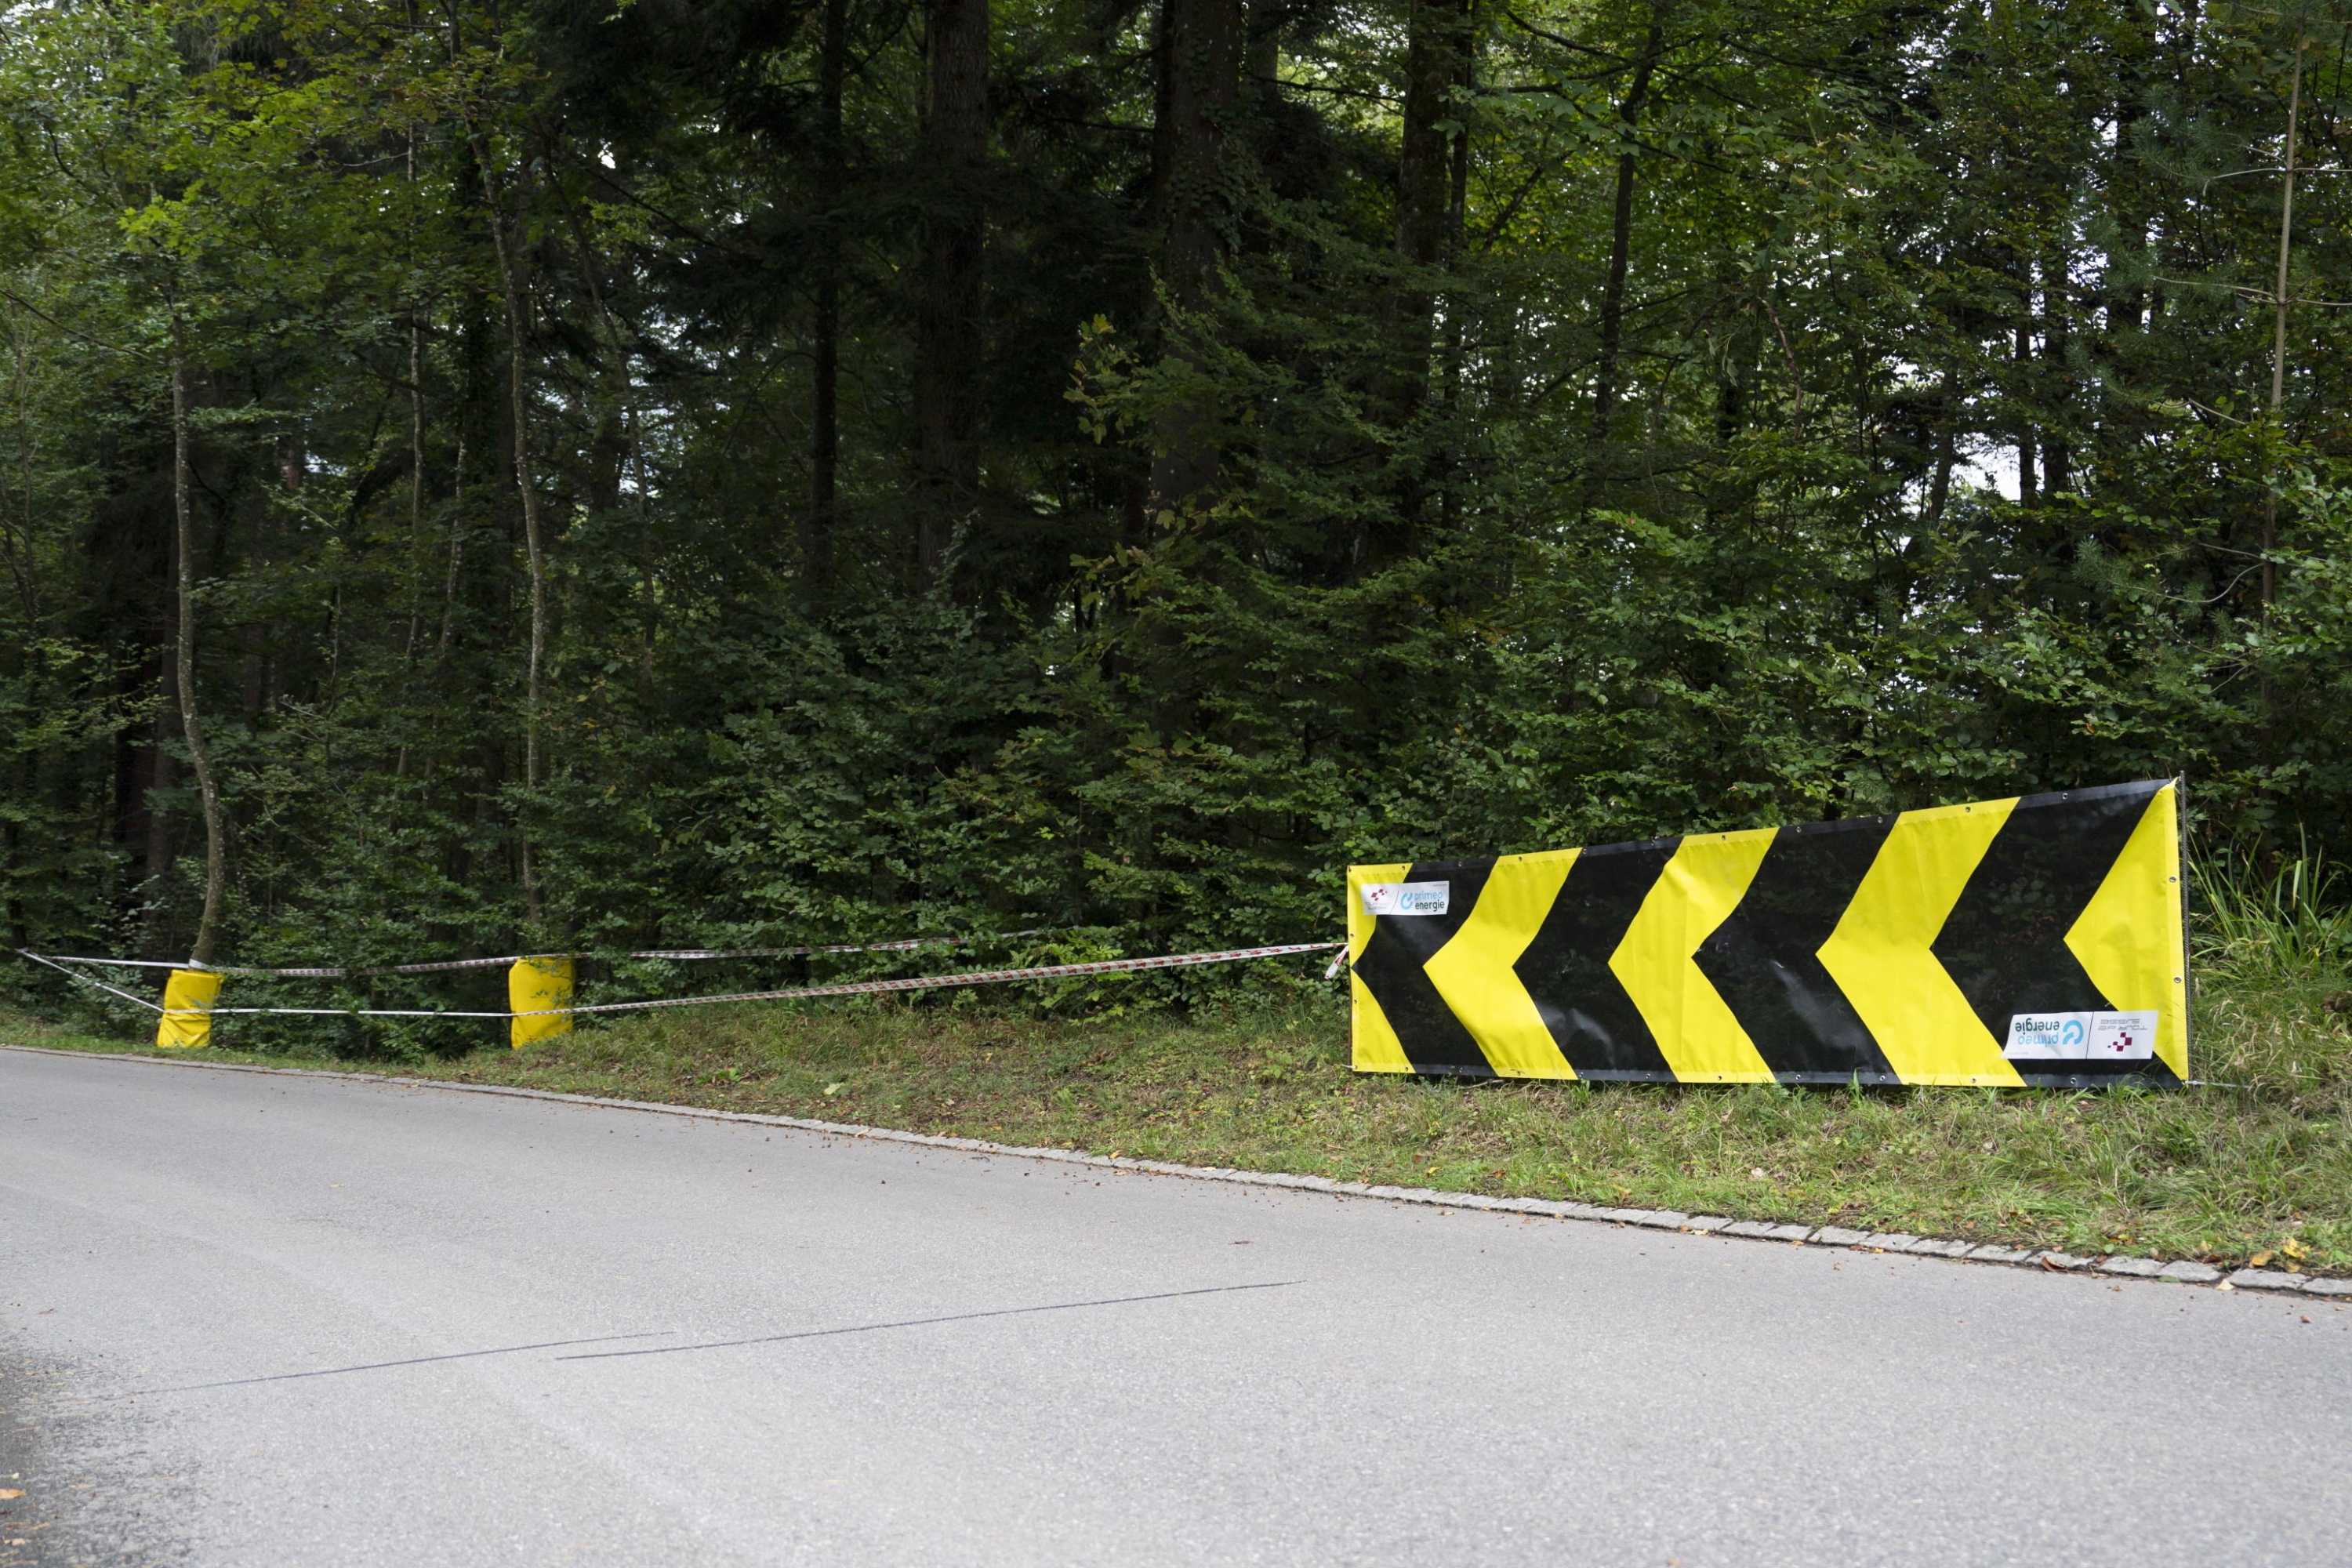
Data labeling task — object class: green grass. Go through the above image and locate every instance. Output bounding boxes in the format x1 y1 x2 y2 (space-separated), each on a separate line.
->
10 945 2350 1274
13 854 2352 1272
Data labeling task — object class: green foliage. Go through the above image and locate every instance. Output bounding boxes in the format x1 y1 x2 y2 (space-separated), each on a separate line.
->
16 936 2351 1267
2197 840 2352 983
4 0 2352 1029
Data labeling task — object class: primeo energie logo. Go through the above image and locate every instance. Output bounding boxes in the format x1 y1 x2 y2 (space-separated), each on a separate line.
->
1360 881 1450 916
2003 1010 2159 1062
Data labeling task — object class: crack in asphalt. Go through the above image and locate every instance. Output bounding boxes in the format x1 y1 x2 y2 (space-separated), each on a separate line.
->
122 1333 677 1396
556 1280 1307 1361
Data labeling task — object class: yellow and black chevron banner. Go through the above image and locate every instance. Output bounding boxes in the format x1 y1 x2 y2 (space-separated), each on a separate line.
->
1348 779 2188 1087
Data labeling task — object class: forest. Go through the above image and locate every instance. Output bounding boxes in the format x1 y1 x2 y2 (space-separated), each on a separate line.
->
3 0 2350 1027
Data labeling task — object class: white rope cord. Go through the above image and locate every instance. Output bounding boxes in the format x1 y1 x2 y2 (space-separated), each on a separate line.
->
31 928 1057 979
518 942 1349 1018
618 928 1051 962
17 941 1345 1022
17 949 164 1013
38 953 522 977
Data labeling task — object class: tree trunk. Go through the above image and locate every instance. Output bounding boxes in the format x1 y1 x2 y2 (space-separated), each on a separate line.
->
476 143 549 928
563 189 659 702
808 0 848 596
2107 93 2146 338
2264 29 2306 615
138 666 172 960
2042 254 2071 496
1392 0 1472 430
1437 23 1474 532
396 309 424 780
1396 0 1469 284
810 289 839 591
1926 370 1957 528
408 315 425 645
169 364 227 965
1389 0 1475 544
2014 317 2038 508
1590 18 1662 442
437 438 466 666
405 113 426 671
1146 0 1243 516
1243 0 1279 85
630 407 656 702
913 0 989 587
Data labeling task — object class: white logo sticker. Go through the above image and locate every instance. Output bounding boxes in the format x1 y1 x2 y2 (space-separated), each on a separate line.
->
2003 1010 2158 1062
1361 881 1450 916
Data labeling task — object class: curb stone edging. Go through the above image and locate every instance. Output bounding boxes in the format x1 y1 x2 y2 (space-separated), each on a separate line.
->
2225 1269 2308 1291
4 1043 2341 1298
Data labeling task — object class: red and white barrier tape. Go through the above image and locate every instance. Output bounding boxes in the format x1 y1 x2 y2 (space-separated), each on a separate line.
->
17 941 1345 1021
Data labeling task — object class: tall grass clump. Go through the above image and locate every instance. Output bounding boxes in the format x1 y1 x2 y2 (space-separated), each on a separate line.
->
2192 843 2352 1104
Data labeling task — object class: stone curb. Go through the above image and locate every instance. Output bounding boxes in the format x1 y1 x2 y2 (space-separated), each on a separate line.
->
5 1043 2341 1298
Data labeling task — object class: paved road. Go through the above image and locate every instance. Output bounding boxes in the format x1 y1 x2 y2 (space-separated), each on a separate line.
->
3 1048 2348 1568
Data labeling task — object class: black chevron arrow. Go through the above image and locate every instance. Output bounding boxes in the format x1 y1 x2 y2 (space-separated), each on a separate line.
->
1511 838 1679 1080
1693 815 1899 1083
1929 779 2168 1080
1351 858 1497 1076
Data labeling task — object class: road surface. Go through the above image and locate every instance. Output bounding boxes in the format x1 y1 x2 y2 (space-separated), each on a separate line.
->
3 1046 2347 1566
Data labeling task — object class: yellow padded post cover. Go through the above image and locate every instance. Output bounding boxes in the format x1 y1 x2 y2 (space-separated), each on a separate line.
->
157 968 223 1048
508 955 575 1049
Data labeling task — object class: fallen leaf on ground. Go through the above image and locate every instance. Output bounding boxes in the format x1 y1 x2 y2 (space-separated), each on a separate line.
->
0 1490 22 1499
2251 1250 2276 1267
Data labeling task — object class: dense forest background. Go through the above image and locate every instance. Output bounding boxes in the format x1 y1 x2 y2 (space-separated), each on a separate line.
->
3 0 2350 1015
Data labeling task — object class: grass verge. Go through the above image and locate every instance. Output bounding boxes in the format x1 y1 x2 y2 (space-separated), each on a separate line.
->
8 953 2350 1275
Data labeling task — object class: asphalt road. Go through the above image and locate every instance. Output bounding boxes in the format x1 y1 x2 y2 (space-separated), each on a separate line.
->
3 1047 2349 1568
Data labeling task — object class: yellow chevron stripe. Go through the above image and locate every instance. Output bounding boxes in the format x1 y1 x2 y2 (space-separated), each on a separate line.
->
1346 862 1414 1073
2065 783 2189 1078
1423 849 1579 1080
1817 799 2024 1085
1608 829 1779 1082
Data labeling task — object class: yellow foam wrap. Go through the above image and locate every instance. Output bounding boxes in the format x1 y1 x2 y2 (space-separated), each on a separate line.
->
156 968 223 1048
508 955 575 1049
